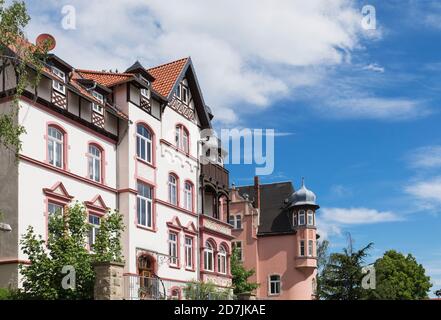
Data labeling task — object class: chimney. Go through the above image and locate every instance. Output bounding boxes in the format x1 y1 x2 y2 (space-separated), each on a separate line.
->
254 176 260 209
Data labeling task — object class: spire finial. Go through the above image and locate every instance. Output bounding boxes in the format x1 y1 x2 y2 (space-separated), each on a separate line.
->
301 177 305 187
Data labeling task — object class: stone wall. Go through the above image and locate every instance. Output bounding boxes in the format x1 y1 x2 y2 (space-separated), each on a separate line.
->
93 262 125 300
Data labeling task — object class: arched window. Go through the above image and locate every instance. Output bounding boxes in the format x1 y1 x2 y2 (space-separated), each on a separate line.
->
137 124 153 164
175 125 190 154
204 241 214 272
88 144 102 182
218 245 227 274
184 182 193 211
170 287 181 300
168 174 178 205
48 126 64 168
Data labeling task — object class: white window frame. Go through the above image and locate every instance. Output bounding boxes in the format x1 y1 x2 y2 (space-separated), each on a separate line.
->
268 275 281 296
308 240 314 257
169 232 178 266
218 246 227 275
88 214 100 249
51 66 66 81
137 182 153 228
140 87 150 99
48 126 64 168
184 236 193 269
182 129 189 154
298 210 306 226
88 145 101 182
92 91 104 115
184 182 193 211
52 80 66 95
136 124 153 164
228 215 235 227
168 175 178 205
204 242 214 272
307 210 314 226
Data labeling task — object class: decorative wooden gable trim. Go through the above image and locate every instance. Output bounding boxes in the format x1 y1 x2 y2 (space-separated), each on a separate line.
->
84 195 109 216
43 182 74 203
168 98 195 122
92 111 105 128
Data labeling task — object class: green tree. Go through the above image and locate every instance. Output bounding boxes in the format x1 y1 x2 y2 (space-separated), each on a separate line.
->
366 250 432 300
0 0 50 156
316 239 330 299
92 210 125 263
230 246 259 295
19 203 124 299
320 238 373 300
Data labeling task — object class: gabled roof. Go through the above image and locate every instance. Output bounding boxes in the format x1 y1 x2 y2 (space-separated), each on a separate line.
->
237 182 295 236
147 57 189 98
126 61 155 82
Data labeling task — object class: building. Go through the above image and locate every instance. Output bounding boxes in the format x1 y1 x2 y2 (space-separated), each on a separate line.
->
228 177 318 300
0 38 233 299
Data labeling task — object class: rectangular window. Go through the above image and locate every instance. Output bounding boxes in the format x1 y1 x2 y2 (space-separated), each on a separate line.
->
48 202 63 216
52 80 66 95
185 237 193 269
140 88 150 99
233 241 243 261
182 86 189 104
228 215 235 227
299 211 306 225
269 275 281 295
300 240 305 257
137 182 153 228
308 240 314 257
88 214 100 249
235 215 242 229
307 211 314 226
48 127 63 168
51 66 65 81
92 91 104 114
169 233 178 266
184 183 193 211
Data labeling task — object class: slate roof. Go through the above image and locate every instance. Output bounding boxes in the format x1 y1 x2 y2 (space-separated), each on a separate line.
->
237 182 296 236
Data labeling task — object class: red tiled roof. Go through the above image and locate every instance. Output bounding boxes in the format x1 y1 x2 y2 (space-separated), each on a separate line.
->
75 70 134 87
148 58 189 98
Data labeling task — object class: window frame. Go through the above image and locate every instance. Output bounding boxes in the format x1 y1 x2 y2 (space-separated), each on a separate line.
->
184 236 194 270
168 174 179 206
136 124 153 164
92 91 104 115
307 210 314 226
204 241 215 272
47 125 65 169
168 232 179 267
300 240 306 257
137 181 153 229
308 239 314 257
183 181 193 212
233 241 243 261
298 210 306 226
268 275 281 296
218 245 227 275
88 144 103 183
175 124 190 154
88 214 101 250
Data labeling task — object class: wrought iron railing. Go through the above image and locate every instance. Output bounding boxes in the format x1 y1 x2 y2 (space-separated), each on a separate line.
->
123 275 166 300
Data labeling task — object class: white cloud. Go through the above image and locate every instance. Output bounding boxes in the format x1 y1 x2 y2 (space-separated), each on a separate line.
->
363 63 385 73
408 146 441 169
324 97 428 120
317 207 401 238
23 0 373 124
405 176 441 205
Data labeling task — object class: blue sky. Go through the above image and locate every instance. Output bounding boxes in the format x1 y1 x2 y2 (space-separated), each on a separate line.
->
22 0 441 296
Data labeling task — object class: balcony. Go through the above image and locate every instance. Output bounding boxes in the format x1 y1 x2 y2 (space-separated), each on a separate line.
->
201 162 229 190
123 274 187 300
295 256 317 270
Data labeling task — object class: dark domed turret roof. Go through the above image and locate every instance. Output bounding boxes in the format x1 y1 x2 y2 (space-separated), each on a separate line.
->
288 178 317 207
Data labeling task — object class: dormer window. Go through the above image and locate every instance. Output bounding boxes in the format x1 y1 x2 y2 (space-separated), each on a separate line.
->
92 91 104 115
176 83 189 104
51 66 66 82
141 88 150 99
51 67 66 95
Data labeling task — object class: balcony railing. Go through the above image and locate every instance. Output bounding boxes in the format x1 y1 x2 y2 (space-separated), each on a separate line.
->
123 275 167 300
201 162 229 189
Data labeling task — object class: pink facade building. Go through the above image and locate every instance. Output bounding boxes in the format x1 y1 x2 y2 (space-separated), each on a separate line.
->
229 177 318 300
